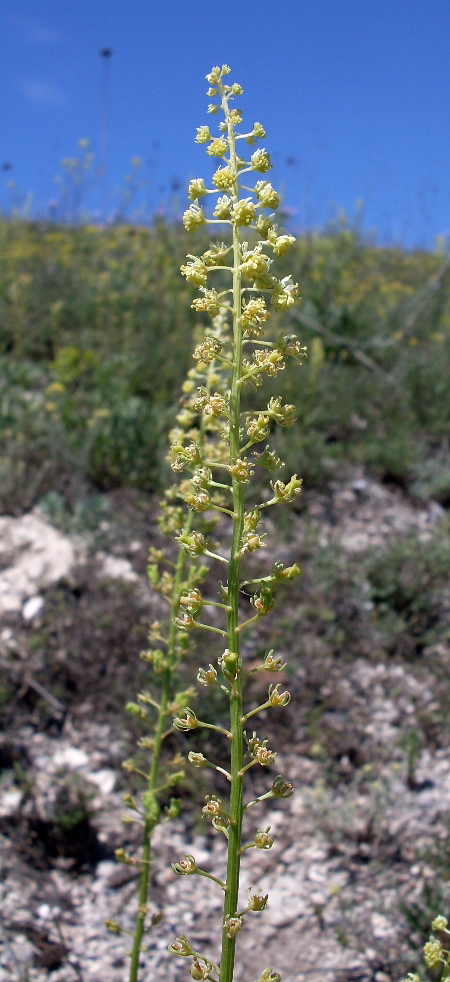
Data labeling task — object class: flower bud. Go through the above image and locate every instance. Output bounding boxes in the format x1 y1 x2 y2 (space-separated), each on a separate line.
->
272 275 299 310
179 589 202 614
188 751 208 768
268 684 291 708
191 958 210 980
240 248 271 279
432 915 448 931
188 178 208 200
251 584 274 616
230 458 254 483
168 935 195 956
252 122 266 138
176 529 206 557
423 936 444 967
254 827 275 849
248 890 268 911
165 798 181 820
262 650 285 672
213 166 235 190
219 649 240 680
172 854 197 876
183 490 211 513
258 970 281 982
126 702 147 720
258 447 283 471
271 475 302 503
183 204 206 231
213 195 232 219
180 256 208 287
250 149 272 172
114 847 134 865
192 289 221 316
271 775 295 798
195 126 211 144
272 233 295 256
276 334 307 359
167 770 185 786
232 198 257 226
254 181 280 209
254 744 277 765
271 561 301 581
202 795 222 818
224 916 243 939
173 708 199 731
197 664 218 686
207 138 228 157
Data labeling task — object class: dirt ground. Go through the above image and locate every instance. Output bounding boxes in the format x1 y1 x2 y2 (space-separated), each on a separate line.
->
1 474 450 982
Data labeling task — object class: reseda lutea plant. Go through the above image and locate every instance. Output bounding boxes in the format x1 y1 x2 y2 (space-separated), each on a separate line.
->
167 65 305 982
110 352 220 980
111 63 304 982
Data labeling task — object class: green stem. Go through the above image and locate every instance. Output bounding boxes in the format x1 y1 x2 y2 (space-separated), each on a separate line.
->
196 869 227 891
219 86 245 982
128 542 188 982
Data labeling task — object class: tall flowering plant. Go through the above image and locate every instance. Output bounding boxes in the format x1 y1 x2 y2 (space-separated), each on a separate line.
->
167 65 305 982
113 64 306 982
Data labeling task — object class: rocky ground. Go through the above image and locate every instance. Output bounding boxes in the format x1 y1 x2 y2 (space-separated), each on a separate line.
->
1 473 450 982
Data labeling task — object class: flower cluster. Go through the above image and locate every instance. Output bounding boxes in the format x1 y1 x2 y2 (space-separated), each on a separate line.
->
123 63 306 982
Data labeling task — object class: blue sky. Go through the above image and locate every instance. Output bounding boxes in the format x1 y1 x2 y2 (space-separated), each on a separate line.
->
2 0 450 247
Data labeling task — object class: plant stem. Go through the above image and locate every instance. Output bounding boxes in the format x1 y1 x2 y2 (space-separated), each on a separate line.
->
128 541 188 982
219 90 245 982
128 324 222 980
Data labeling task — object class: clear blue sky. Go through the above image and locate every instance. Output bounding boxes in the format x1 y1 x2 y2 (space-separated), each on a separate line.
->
2 0 450 247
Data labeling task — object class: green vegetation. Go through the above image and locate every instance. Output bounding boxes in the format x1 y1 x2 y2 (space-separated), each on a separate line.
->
1 211 450 515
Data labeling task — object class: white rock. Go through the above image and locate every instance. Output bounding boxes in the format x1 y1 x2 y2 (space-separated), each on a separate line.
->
87 768 116 795
52 746 90 770
22 594 44 622
96 552 138 583
37 903 52 920
0 512 76 614
95 860 117 880
370 911 394 938
266 879 307 927
0 789 22 817
10 935 35 965
307 863 327 883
